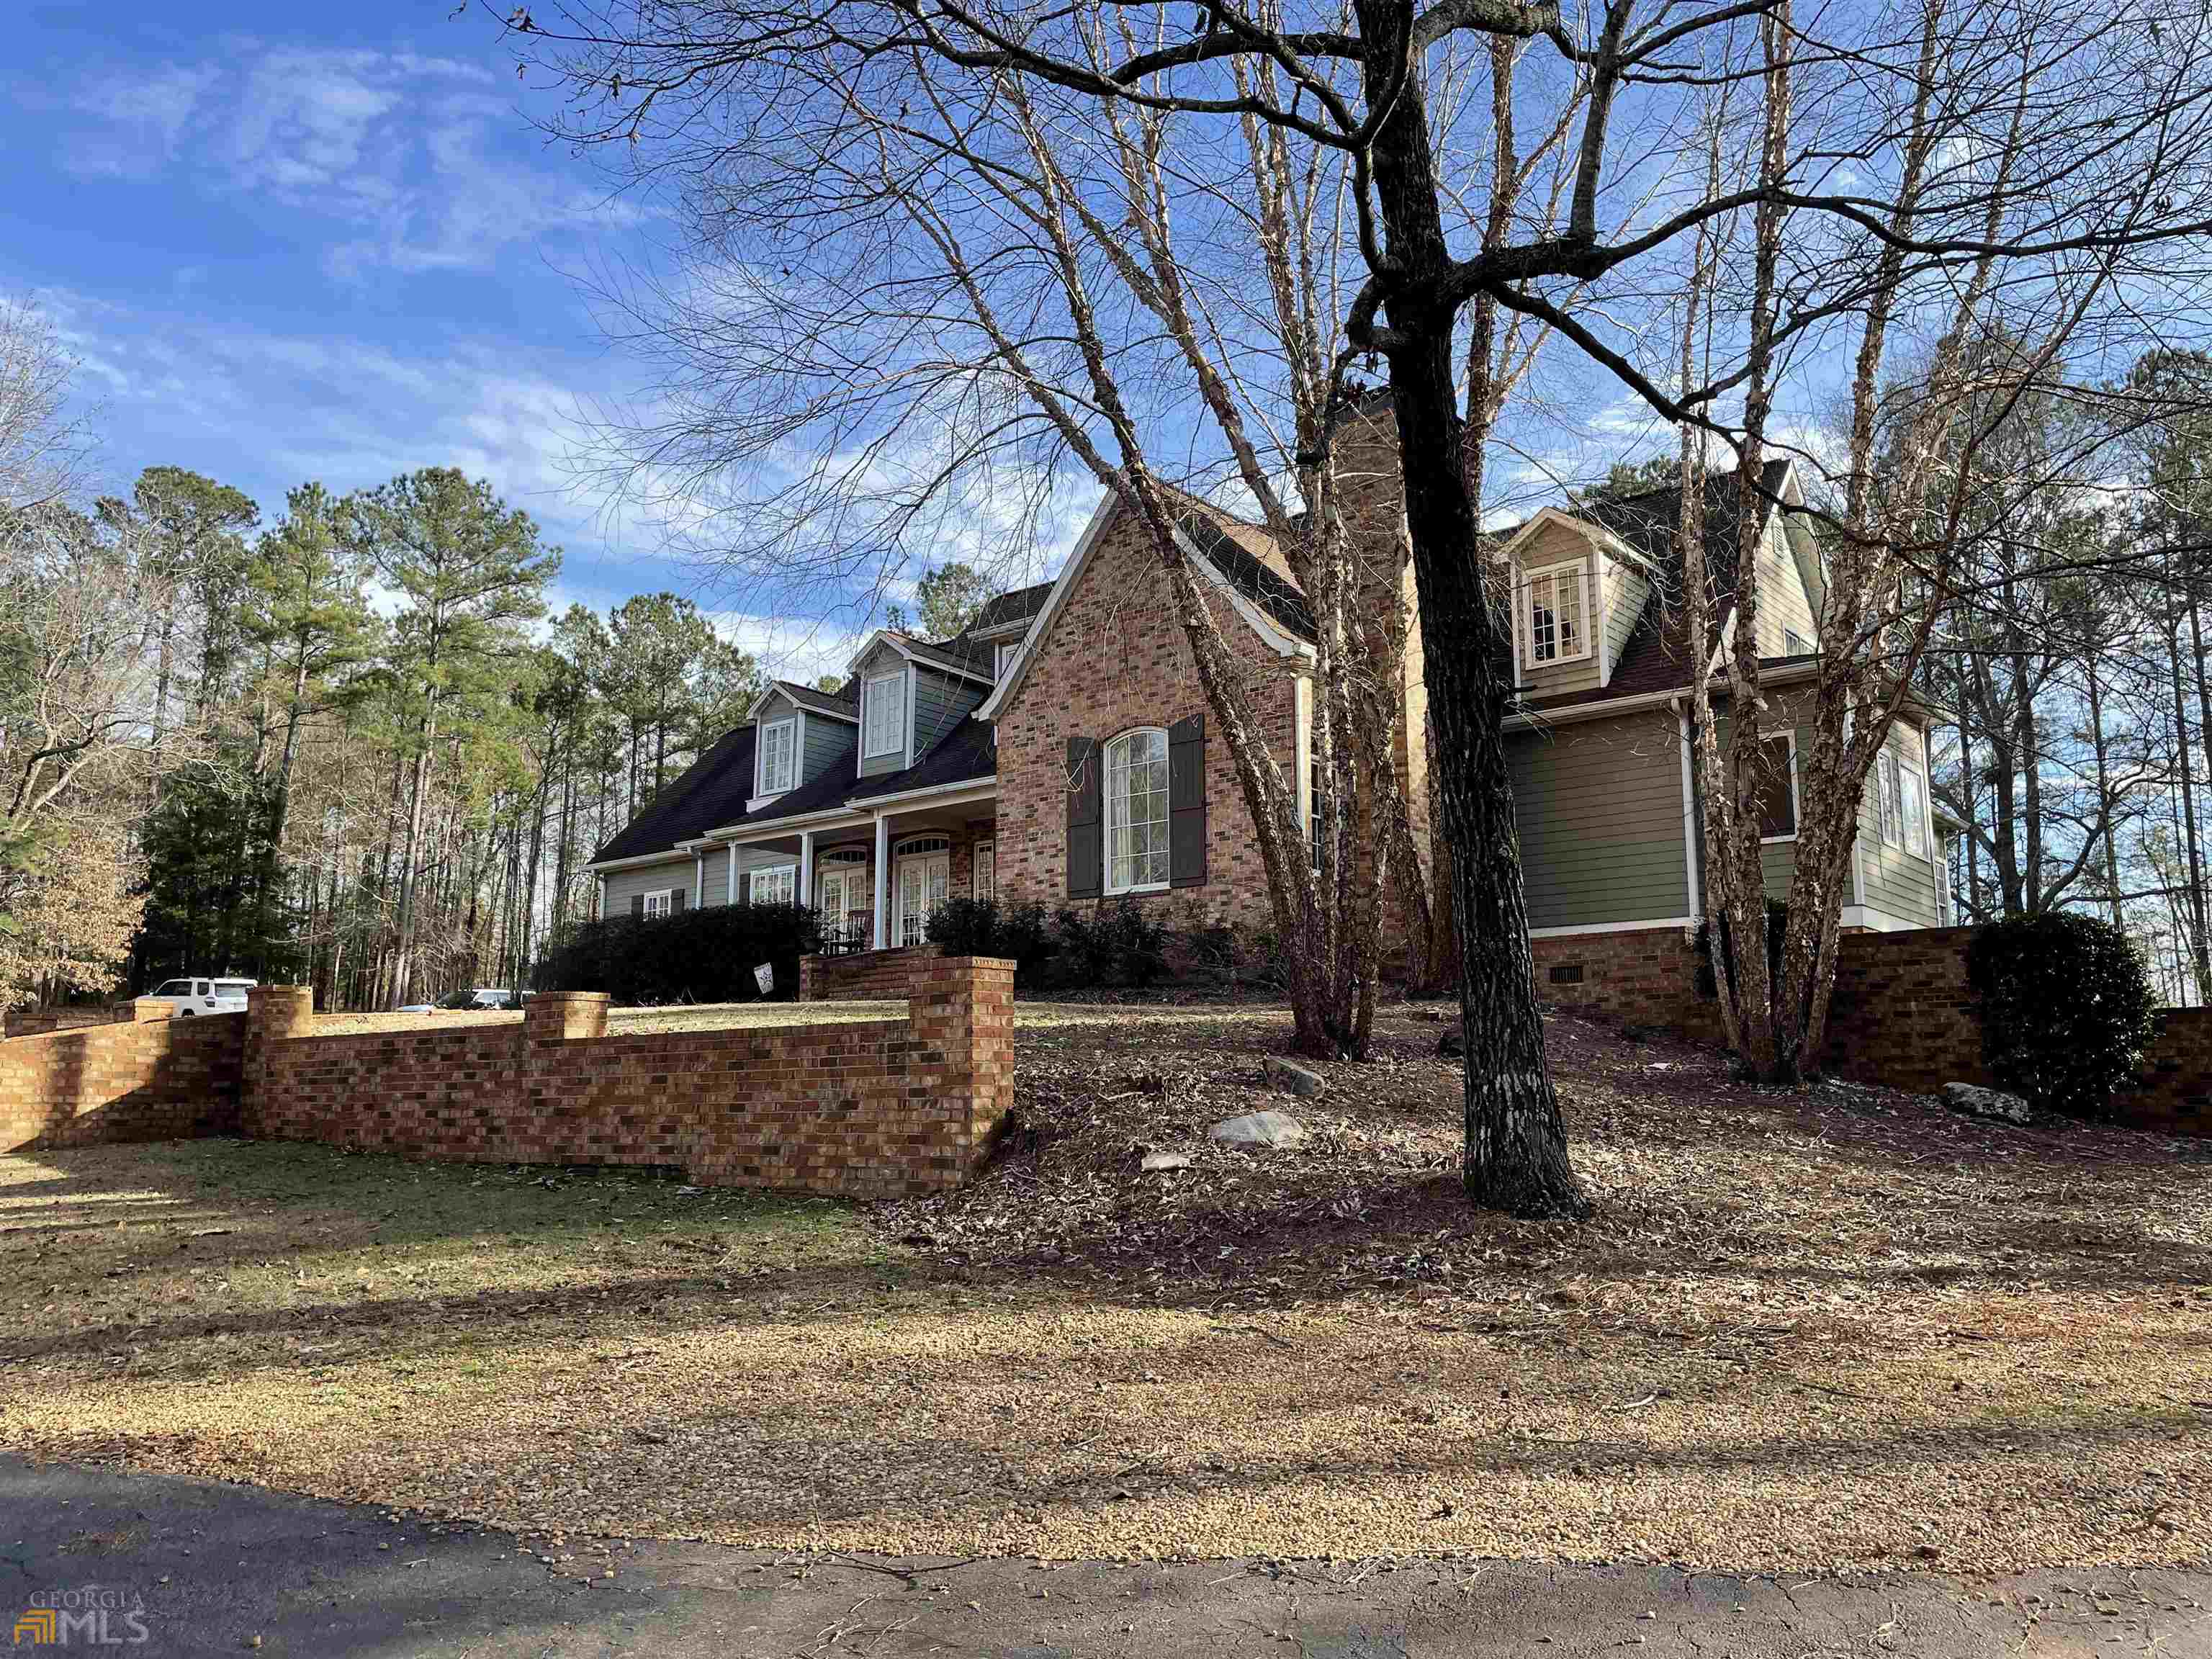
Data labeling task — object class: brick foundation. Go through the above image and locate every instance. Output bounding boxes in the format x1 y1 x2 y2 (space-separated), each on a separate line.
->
0 1000 244 1151
235 961 1016 1198
1529 927 1725 1046
799 945 941 1002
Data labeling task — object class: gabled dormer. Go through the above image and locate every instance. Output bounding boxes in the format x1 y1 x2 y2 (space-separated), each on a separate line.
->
847 629 997 778
745 680 858 810
1494 508 1660 696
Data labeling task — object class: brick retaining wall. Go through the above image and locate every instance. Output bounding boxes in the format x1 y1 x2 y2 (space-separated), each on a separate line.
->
240 956 1016 1197
4 1004 127 1038
799 945 941 1003
1539 920 2208 1134
0 1000 244 1151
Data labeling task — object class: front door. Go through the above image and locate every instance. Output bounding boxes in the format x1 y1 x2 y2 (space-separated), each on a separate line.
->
894 850 950 945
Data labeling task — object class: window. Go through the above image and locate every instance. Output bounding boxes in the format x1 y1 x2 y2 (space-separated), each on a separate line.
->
643 889 675 918
994 640 1021 681
1105 727 1171 893
974 840 997 901
1784 628 1812 655
1900 762 1928 857
750 866 797 905
863 669 905 758
153 980 188 997
1521 558 1589 670
758 719 796 794
1877 750 1903 848
1755 734 1799 841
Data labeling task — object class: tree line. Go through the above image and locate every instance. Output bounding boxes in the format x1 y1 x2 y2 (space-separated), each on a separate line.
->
0 306 766 1012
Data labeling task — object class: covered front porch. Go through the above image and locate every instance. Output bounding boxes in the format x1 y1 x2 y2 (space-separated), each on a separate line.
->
709 782 997 953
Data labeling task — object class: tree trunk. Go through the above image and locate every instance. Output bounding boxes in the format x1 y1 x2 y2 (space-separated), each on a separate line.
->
2087 652 2123 928
1353 0 1585 1215
2167 598 2210 996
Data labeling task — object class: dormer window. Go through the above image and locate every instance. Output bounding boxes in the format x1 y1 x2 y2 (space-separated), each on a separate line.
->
995 640 1020 681
863 668 905 759
758 717 796 795
1521 558 1591 671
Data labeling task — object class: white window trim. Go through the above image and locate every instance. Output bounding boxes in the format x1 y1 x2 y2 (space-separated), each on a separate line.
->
1899 757 1929 859
642 888 675 918
750 864 798 905
757 716 797 796
1104 726 1172 896
1876 749 1903 849
1759 730 1802 845
974 838 997 900
994 640 1020 681
1519 557 1593 673
861 668 905 760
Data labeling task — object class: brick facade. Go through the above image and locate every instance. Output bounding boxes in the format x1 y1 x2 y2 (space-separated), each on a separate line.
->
800 945 940 1002
992 500 1304 936
0 1000 243 1151
233 961 1017 1197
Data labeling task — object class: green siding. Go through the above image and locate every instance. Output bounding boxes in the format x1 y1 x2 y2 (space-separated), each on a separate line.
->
803 709 854 781
601 855 698 916
1509 709 1691 930
1857 719 1941 925
912 665 986 765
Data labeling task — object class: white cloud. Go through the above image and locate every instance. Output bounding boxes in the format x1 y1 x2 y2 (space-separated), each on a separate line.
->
62 42 623 279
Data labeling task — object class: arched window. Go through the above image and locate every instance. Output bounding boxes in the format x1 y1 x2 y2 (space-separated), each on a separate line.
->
1105 728 1170 894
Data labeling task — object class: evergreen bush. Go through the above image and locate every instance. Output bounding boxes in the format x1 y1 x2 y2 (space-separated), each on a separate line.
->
1966 912 2157 1116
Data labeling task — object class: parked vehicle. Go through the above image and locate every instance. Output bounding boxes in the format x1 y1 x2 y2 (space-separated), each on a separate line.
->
395 986 518 1014
145 976 256 1017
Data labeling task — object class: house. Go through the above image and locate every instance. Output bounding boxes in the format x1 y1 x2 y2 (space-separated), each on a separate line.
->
585 399 1959 991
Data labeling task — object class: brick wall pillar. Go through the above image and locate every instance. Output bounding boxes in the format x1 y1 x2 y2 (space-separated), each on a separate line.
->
127 997 175 1024
905 955 1017 1184
799 955 818 1002
242 985 313 1133
526 991 609 1044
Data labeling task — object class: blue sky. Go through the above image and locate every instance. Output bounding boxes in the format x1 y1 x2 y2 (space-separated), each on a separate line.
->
4 3 871 681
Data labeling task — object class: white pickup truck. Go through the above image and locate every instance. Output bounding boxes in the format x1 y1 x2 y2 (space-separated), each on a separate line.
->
145 976 256 1017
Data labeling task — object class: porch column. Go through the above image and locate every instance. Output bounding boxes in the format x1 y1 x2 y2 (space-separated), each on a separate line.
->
727 842 737 905
799 830 814 906
873 812 889 949
693 850 704 907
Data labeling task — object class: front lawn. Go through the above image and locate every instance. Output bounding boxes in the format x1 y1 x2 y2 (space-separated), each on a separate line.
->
2 1003 2207 1573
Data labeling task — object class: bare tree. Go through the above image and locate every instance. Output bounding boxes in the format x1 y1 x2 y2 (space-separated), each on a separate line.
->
0 298 92 517
506 0 2212 1205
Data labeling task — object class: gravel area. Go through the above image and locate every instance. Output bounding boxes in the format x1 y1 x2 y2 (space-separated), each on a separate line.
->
2 1002 2208 1575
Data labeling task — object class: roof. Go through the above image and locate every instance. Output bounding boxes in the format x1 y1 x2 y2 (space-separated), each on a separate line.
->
968 580 1052 637
899 631 997 680
1174 511 1318 642
1514 460 1799 713
850 716 995 800
590 724 759 863
771 678 859 720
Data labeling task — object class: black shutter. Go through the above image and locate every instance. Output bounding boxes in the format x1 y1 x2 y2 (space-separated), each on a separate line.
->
672 887 688 914
631 893 645 920
1169 714 1207 887
1066 735 1102 898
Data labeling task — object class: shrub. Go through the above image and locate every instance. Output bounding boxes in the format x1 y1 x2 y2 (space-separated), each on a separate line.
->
531 903 819 1004
927 896 999 956
1966 912 2157 1116
926 896 1058 983
1053 898 1168 988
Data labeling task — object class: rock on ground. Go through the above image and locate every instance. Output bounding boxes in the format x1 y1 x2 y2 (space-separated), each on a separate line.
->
1207 1110 1306 1149
1942 1082 2032 1125
1264 1056 1326 1098
1140 1151 1192 1172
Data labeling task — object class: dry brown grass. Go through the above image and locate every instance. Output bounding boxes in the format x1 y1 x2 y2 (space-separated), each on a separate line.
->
2 1002 2208 1573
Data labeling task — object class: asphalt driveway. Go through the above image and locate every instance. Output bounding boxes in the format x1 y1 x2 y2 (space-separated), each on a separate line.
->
3 1455 2204 1657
